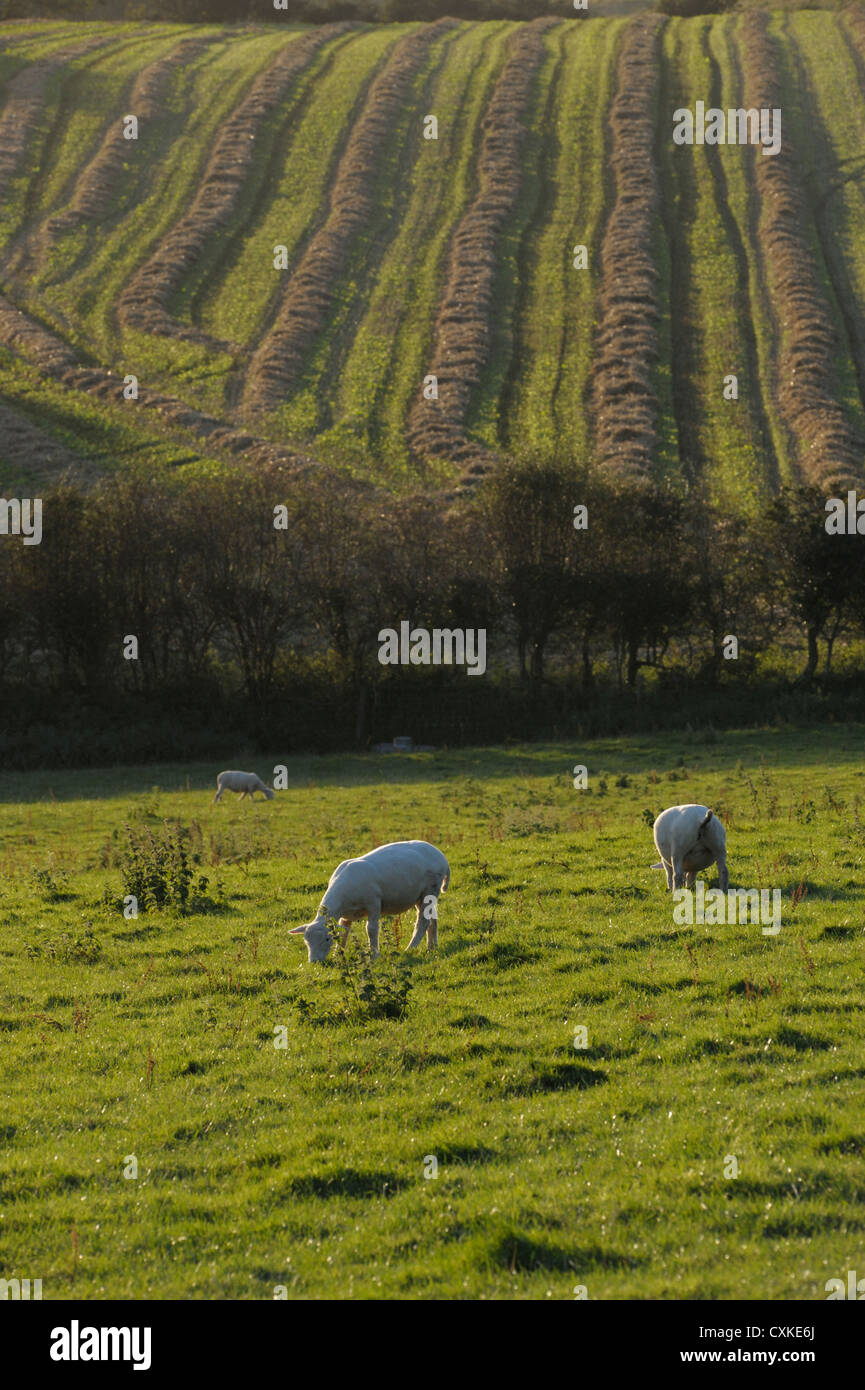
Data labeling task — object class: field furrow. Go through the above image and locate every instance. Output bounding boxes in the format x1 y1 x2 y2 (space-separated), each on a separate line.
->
0 290 315 477
0 34 120 245
405 16 557 472
41 36 211 245
589 13 665 481
242 18 458 419
657 18 777 509
737 10 864 492
197 26 394 372
322 21 511 480
116 26 350 350
502 18 622 464
276 18 464 446
0 396 93 482
793 11 865 428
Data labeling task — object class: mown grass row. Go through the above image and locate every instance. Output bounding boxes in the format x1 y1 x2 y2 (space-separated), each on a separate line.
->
503 18 622 465
791 10 865 432
0 346 229 490
657 18 773 512
250 21 459 442
738 10 862 492
10 32 298 386
321 20 511 480
589 13 665 481
406 17 557 471
708 15 798 488
196 26 395 379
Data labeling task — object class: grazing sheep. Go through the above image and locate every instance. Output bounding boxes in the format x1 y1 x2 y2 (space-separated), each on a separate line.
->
212 770 275 803
290 840 450 962
651 803 729 891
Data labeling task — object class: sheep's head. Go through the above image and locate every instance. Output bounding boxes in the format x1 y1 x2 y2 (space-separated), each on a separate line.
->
264 786 275 800
289 916 334 963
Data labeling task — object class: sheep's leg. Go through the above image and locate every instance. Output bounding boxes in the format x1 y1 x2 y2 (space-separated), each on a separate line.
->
684 870 696 889
337 917 353 950
717 857 729 893
426 899 439 951
365 906 381 958
672 858 686 890
212 787 223 804
661 858 673 890
406 903 427 950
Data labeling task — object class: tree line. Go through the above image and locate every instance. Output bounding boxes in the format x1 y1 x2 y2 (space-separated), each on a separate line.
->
2 459 865 765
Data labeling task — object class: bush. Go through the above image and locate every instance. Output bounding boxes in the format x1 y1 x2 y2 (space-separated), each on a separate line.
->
116 819 214 913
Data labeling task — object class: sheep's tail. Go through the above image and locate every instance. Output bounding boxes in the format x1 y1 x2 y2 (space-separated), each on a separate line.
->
441 863 451 893
698 810 713 834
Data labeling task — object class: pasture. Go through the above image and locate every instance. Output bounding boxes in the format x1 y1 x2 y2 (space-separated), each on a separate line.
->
1 724 863 1299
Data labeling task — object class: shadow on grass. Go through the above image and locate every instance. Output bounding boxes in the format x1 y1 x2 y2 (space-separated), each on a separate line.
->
5 724 863 802
282 1169 405 1199
480 1226 640 1273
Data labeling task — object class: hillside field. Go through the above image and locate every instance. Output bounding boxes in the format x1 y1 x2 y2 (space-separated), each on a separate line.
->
1 13 865 501
1 724 864 1299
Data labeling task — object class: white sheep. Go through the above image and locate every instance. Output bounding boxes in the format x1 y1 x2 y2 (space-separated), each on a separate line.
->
289 839 450 962
212 770 275 803
651 803 729 891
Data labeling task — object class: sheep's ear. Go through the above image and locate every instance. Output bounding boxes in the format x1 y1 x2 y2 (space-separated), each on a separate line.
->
288 924 309 935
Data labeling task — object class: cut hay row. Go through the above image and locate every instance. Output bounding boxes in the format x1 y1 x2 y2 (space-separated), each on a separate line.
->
333 21 510 474
843 1 865 63
405 16 558 475
503 19 622 466
195 25 395 365
0 398 92 485
0 38 109 204
243 18 458 417
588 13 665 482
738 11 864 492
42 37 211 242
116 25 351 345
0 291 316 476
786 12 865 443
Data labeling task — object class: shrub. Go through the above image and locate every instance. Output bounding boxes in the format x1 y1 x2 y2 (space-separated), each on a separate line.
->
117 819 208 913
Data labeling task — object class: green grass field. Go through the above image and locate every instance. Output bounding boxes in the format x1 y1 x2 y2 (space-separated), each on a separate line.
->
1 724 863 1299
